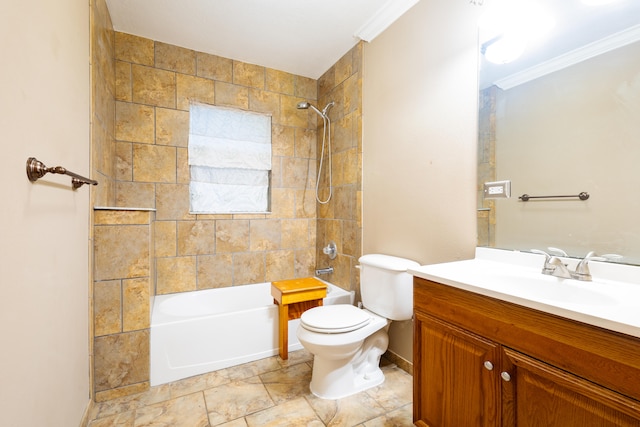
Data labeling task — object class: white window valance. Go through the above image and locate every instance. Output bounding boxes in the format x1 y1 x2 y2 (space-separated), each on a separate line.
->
188 103 272 213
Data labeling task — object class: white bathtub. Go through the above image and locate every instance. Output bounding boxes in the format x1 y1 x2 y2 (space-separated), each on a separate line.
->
150 281 354 386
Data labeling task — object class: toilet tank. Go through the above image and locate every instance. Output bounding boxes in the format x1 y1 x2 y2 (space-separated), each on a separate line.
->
359 254 420 321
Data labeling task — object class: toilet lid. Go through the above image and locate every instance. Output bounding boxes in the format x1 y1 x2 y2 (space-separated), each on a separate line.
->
300 305 371 333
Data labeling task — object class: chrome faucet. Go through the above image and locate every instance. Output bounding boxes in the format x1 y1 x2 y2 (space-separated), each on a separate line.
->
531 249 572 279
315 266 334 275
572 251 606 281
533 249 606 281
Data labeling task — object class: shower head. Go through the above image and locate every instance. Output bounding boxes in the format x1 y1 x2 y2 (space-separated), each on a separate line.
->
297 100 335 119
296 101 324 117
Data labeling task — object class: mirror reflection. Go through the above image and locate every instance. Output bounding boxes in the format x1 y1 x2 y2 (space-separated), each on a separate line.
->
477 0 640 265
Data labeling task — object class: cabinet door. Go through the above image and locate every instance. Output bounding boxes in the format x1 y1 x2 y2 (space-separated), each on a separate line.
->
503 348 640 427
414 312 500 427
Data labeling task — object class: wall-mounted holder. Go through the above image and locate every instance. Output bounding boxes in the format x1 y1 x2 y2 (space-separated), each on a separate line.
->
519 192 589 202
26 157 98 190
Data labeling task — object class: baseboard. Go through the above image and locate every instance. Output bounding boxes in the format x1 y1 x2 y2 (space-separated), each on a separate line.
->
383 350 413 376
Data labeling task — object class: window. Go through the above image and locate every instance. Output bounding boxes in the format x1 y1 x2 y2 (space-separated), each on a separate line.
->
188 103 272 213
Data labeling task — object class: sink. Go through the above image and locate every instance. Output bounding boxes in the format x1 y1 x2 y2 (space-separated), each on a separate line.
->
483 269 620 306
409 248 640 337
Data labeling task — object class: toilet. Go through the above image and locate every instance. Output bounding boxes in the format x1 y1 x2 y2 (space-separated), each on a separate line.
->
296 254 419 399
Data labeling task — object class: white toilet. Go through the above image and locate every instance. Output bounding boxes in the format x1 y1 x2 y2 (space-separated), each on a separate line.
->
296 254 419 399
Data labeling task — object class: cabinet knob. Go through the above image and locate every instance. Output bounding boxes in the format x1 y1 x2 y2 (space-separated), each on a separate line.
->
483 361 494 371
501 372 511 382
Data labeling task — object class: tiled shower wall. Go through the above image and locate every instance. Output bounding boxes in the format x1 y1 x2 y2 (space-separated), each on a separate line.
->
91 0 116 207
113 32 321 294
89 0 363 397
316 45 363 292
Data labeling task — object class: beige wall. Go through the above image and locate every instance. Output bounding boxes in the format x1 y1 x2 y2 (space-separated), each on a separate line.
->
363 0 480 361
0 0 91 425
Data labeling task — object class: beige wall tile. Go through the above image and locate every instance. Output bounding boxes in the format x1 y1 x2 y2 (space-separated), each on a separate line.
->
280 95 312 128
343 74 361 116
270 188 295 218
281 157 312 189
266 68 295 95
295 128 316 159
249 219 281 251
115 102 154 143
156 184 195 221
295 76 317 100
318 66 335 98
249 89 280 123
214 81 249 109
156 256 197 294
115 182 156 209
123 277 150 331
334 49 353 86
295 189 316 219
95 382 150 403
154 220 177 257
132 65 176 108
94 224 150 281
156 107 189 147
176 148 190 184
343 148 359 185
233 252 265 285
94 280 122 336
197 254 233 289
113 142 132 183
196 52 232 82
271 125 295 157
177 220 215 255
281 219 310 250
94 330 150 391
233 61 265 89
176 73 215 111
342 220 360 257
115 60 132 102
333 185 356 221
265 250 295 281
94 209 151 225
294 248 316 278
155 42 196 75
133 144 176 183
333 113 354 152
115 32 154 66
215 220 250 253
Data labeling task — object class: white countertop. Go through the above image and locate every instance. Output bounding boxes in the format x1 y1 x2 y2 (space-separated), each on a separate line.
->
409 248 640 338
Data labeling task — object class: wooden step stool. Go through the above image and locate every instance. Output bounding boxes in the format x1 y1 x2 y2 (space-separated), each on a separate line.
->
271 277 327 360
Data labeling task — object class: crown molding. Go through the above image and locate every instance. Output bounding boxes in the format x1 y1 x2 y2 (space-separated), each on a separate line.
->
355 0 420 42
495 24 640 90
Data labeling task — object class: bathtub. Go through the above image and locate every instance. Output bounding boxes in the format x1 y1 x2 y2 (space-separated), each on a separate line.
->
150 280 354 386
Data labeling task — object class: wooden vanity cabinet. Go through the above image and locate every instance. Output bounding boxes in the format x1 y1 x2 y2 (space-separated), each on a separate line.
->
413 277 640 427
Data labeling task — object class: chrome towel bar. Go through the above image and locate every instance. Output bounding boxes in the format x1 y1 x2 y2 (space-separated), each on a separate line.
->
519 192 589 202
26 157 98 189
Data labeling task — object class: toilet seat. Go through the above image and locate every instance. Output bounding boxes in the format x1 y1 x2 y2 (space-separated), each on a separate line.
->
301 305 371 333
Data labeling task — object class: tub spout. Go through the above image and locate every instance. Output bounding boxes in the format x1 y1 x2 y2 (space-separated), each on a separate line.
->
315 267 334 275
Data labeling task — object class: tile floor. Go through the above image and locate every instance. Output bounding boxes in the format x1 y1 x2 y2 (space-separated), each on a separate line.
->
87 350 414 427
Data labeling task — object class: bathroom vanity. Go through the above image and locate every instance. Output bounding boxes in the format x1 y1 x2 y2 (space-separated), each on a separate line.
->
410 249 640 427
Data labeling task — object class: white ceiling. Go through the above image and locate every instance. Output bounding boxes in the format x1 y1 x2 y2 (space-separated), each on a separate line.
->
105 0 419 79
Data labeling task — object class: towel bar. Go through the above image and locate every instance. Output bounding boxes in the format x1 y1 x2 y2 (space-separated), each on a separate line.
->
26 157 98 189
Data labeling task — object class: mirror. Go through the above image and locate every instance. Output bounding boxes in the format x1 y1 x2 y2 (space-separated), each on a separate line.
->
477 0 640 265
